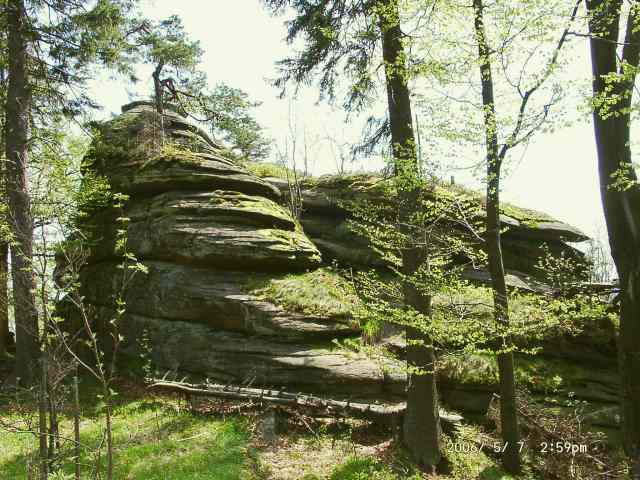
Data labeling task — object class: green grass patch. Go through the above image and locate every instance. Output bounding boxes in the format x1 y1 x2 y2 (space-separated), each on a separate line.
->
0 385 252 480
443 425 516 479
327 456 419 480
246 267 359 318
244 161 297 179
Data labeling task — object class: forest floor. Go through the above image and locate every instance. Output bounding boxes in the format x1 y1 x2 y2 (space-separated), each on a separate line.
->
0 375 517 480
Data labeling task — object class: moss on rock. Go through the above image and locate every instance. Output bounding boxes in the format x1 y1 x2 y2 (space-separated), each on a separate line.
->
246 267 359 319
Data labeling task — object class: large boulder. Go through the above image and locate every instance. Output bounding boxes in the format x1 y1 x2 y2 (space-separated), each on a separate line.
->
83 102 321 272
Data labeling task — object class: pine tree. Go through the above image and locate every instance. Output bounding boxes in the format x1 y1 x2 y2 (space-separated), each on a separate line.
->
137 16 270 160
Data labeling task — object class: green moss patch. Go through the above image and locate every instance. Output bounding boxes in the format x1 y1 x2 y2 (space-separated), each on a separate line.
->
290 172 558 224
246 267 359 318
244 161 297 179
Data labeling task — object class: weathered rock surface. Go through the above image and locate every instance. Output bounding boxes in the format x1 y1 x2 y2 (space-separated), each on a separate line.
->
89 198 320 271
84 103 321 272
116 312 404 399
88 102 281 199
81 261 358 340
264 175 588 280
70 102 613 423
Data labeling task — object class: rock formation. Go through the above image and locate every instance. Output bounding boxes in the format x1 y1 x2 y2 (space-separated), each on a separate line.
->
68 102 619 440
74 102 403 400
263 175 589 291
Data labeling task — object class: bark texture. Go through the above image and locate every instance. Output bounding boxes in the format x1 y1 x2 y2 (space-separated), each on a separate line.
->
6 0 39 382
586 0 640 474
380 0 442 470
472 0 521 473
0 242 8 358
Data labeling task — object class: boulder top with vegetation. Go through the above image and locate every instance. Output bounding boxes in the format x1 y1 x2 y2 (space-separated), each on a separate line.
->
81 102 322 271
248 166 589 284
250 167 589 243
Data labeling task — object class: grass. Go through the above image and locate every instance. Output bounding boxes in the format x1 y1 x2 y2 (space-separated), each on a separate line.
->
244 161 298 180
443 425 517 480
246 267 359 318
0 376 562 479
0 381 253 480
300 424 514 480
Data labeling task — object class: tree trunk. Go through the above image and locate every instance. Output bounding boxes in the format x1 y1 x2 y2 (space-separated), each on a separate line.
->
152 62 164 116
6 0 39 383
38 358 48 480
0 242 8 358
73 373 81 480
379 0 442 470
472 0 521 473
0 66 9 360
586 1 640 474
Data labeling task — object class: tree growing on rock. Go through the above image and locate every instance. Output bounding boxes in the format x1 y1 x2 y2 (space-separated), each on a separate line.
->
137 16 271 160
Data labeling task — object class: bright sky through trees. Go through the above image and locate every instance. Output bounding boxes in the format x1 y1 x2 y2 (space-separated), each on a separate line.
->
89 0 605 243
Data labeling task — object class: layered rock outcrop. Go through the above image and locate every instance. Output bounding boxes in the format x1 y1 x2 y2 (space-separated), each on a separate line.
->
75 102 402 399
262 175 588 291
72 102 613 424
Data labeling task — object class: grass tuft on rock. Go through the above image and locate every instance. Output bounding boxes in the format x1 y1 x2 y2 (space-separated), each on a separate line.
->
246 267 359 318
244 161 297 180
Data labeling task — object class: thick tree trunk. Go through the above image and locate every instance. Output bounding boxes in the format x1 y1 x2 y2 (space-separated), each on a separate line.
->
6 0 39 382
472 0 521 473
380 0 442 470
587 1 640 474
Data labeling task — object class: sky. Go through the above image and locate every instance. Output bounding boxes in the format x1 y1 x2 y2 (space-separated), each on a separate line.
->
89 0 609 245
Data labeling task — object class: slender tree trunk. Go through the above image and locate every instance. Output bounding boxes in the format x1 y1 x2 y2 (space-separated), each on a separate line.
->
472 0 521 473
379 0 441 471
73 373 81 480
586 1 640 475
0 241 8 358
38 358 48 480
0 67 9 359
105 394 113 480
152 62 164 116
152 61 166 147
6 0 39 383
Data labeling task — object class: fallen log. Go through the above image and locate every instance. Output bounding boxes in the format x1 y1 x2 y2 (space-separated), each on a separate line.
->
148 379 404 419
148 379 463 429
